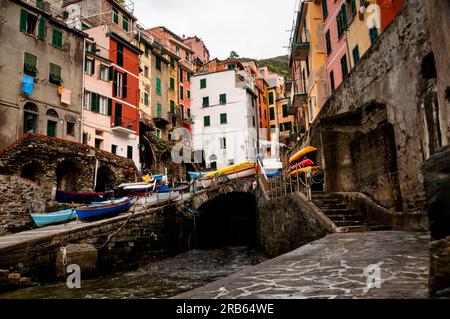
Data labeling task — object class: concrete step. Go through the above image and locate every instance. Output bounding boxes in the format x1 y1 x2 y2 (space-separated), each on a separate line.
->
334 220 368 227
321 208 358 215
336 225 370 233
314 203 347 209
368 225 392 231
326 214 366 221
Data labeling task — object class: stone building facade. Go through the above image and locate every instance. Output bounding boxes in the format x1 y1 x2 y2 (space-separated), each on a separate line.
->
298 0 446 218
0 0 86 149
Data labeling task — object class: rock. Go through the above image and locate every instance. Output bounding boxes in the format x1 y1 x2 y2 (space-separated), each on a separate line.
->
56 244 98 279
429 235 450 297
423 145 450 240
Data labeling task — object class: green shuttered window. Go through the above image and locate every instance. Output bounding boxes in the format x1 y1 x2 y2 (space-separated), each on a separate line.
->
49 63 62 85
24 52 38 76
157 103 162 118
200 79 206 89
220 113 227 124
156 78 161 95
52 29 63 48
204 116 210 127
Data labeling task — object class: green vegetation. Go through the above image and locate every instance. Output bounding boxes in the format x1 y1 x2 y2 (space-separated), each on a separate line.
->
240 55 290 78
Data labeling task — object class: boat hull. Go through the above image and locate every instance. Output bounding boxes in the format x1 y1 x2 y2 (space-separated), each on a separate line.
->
30 209 76 227
289 146 317 164
137 192 181 207
200 166 257 188
76 197 136 221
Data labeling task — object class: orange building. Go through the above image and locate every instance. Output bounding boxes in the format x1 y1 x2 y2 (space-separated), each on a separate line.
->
377 0 406 31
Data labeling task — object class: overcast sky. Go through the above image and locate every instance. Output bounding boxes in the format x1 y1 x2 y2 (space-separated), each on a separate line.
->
133 0 297 60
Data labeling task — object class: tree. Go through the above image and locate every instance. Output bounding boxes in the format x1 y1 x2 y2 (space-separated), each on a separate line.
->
228 50 240 59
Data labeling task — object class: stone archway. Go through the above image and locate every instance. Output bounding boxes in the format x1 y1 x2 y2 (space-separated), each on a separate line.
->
56 160 81 191
23 102 38 133
20 161 45 185
95 166 116 192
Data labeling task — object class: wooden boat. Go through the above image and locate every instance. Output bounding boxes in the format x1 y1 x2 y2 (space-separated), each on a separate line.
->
200 161 257 188
137 191 181 207
75 197 137 221
89 197 130 206
288 146 317 164
55 190 114 204
30 208 77 228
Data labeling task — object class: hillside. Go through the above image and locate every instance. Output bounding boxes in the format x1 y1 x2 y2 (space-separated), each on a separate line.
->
239 55 290 78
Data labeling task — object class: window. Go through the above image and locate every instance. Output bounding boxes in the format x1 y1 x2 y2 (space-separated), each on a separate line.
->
155 128 161 138
179 68 183 82
200 79 207 89
156 78 161 95
341 55 348 78
156 57 161 71
112 8 119 24
325 30 332 56
187 90 191 99
85 58 94 75
187 108 191 118
337 5 348 39
369 26 378 44
63 11 69 19
144 46 149 58
114 71 123 98
142 91 148 106
175 46 180 56
117 43 123 67
170 78 175 90
49 63 62 85
99 96 108 114
52 29 63 48
322 0 328 19
219 94 227 105
20 9 44 39
252 116 256 127
352 45 360 65
84 91 91 110
220 138 226 150
220 113 227 124
187 73 191 82
180 86 184 100
282 104 289 117
100 65 108 81
37 0 43 9
269 107 275 120
268 92 274 105
127 146 133 159
227 64 236 70
23 103 38 133
170 57 175 68
330 71 335 93
111 144 117 154
202 97 209 107
170 100 175 113
66 122 75 136
350 0 357 17
204 116 210 127
47 120 57 137
180 105 184 119
186 51 190 62
23 52 38 77
144 66 149 78
157 103 162 117
122 16 129 32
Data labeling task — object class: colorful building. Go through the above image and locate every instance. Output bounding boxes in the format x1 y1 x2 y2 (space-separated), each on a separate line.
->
378 0 406 31
0 0 87 149
183 36 210 72
290 0 328 129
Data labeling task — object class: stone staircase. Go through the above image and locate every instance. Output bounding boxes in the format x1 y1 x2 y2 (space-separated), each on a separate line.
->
311 191 391 233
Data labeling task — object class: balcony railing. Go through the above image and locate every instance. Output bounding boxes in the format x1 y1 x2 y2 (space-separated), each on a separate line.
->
291 31 310 62
112 116 137 134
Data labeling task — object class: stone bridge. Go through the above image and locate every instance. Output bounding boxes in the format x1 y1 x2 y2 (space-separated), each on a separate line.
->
190 177 258 210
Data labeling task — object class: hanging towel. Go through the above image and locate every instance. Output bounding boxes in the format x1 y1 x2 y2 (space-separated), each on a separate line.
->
21 75 35 95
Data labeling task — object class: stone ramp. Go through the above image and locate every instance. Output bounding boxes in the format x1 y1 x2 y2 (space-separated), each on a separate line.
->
174 231 430 299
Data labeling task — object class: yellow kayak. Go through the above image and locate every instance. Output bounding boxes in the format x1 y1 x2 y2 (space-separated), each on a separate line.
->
204 161 256 179
289 146 317 163
290 166 320 176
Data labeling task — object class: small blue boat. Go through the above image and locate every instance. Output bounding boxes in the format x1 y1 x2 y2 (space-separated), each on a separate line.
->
76 197 136 221
89 197 130 206
55 190 114 204
30 209 77 228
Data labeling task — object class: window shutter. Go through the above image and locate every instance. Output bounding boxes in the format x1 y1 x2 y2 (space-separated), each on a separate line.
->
91 93 96 112
20 9 27 33
38 18 46 41
108 66 114 81
113 70 117 96
91 59 95 75
107 98 112 116
122 73 127 98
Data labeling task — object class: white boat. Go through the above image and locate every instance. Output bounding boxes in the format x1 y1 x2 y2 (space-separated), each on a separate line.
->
137 191 181 207
262 158 283 177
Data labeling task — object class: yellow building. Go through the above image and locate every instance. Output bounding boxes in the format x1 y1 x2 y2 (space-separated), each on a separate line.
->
346 0 381 69
268 81 295 144
165 49 180 124
290 0 328 130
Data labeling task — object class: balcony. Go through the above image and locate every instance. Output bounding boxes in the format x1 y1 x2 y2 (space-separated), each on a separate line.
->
291 41 310 62
111 116 137 134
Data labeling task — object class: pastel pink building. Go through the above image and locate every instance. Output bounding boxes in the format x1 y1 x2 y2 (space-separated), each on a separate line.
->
322 0 349 94
183 36 210 71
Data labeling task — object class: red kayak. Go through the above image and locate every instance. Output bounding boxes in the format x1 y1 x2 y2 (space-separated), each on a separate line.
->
290 159 315 171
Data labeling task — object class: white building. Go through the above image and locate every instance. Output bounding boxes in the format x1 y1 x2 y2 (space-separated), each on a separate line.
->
191 69 258 169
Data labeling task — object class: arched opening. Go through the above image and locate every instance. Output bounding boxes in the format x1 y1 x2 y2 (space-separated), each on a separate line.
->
56 160 81 191
45 109 59 138
20 161 45 185
421 52 437 80
196 192 257 249
23 102 38 133
139 135 154 170
95 166 115 192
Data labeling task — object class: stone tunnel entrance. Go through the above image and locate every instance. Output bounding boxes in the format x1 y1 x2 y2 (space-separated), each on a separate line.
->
196 192 257 249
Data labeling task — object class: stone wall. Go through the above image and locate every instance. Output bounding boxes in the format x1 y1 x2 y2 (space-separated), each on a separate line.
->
300 0 443 216
0 133 139 200
257 191 331 258
0 175 46 236
0 203 194 281
423 145 450 297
